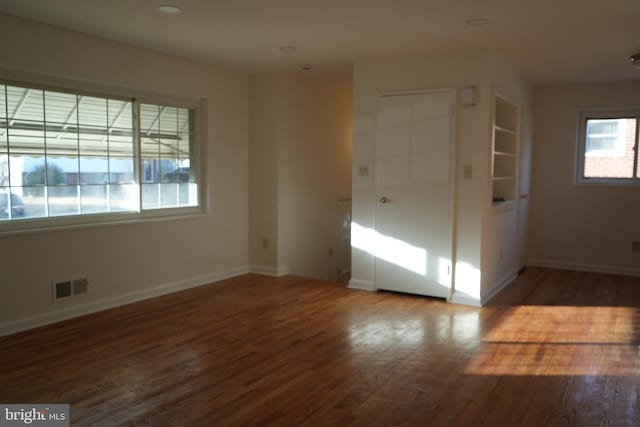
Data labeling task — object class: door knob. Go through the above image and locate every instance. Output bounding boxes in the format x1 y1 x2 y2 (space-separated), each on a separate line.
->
379 196 389 204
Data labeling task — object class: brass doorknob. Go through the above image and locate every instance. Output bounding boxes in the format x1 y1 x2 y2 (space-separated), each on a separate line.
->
379 196 389 204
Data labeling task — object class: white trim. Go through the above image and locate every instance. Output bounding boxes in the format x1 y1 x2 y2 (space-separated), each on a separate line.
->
249 265 288 277
449 291 481 307
481 270 518 305
0 265 250 337
0 211 208 238
528 259 640 277
348 279 375 291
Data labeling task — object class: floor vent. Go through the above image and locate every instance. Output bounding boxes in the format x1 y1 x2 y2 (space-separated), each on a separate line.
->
53 278 88 302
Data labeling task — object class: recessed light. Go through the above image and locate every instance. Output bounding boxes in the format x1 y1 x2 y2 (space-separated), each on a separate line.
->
156 4 182 14
630 53 640 69
300 64 313 71
278 46 298 53
466 18 490 26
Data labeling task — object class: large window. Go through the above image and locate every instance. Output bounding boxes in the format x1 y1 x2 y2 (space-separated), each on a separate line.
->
576 110 640 184
0 81 199 227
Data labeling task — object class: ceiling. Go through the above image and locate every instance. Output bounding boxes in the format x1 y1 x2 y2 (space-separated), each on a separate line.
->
1 0 640 84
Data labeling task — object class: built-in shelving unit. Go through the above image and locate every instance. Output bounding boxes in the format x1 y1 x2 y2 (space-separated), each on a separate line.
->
491 96 519 205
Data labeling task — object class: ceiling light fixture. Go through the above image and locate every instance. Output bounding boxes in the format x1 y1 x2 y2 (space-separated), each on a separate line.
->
156 4 183 14
630 53 640 69
466 18 490 26
278 46 298 53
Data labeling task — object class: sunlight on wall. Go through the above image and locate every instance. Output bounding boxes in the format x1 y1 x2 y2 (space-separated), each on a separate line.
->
352 222 427 275
465 305 640 376
454 262 481 299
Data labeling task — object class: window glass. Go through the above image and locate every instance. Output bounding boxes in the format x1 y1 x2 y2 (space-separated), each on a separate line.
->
140 103 197 210
578 114 639 183
0 81 199 228
583 118 636 179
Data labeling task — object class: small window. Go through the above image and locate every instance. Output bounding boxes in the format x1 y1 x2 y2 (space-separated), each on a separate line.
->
576 111 640 184
0 81 200 228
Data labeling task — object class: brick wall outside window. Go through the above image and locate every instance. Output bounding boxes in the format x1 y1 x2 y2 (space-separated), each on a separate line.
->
584 120 636 178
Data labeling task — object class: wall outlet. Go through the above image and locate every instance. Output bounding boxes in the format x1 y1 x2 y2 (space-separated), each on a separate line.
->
358 165 369 176
632 241 640 252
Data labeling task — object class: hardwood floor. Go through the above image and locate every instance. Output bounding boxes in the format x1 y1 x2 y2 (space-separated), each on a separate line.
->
0 268 638 426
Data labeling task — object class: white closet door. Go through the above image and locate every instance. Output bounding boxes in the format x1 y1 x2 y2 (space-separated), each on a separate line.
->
374 91 454 298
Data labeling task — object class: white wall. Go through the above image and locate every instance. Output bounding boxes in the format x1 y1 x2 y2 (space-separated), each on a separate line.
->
351 50 532 304
351 50 492 299
480 53 532 302
529 81 640 275
249 73 353 280
248 74 279 272
278 74 352 281
0 14 250 334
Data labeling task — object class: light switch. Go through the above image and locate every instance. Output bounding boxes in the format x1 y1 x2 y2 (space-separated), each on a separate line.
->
463 164 472 179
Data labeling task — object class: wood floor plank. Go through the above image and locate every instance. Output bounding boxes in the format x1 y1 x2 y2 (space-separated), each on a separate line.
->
1 268 639 426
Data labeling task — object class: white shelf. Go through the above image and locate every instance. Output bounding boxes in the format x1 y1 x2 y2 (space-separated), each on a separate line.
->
494 125 516 135
491 96 519 203
494 151 515 157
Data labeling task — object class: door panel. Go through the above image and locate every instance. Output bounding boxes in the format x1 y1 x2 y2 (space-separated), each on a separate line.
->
517 108 533 270
375 91 453 298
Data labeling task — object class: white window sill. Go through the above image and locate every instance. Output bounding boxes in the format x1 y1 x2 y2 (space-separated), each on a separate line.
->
0 207 206 238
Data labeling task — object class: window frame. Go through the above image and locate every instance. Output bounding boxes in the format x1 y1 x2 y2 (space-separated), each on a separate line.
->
575 109 640 186
0 74 207 236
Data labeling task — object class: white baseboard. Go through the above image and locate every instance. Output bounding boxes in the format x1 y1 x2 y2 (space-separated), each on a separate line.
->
348 279 375 291
481 270 518 305
449 291 481 307
528 259 640 277
0 265 250 337
249 265 288 277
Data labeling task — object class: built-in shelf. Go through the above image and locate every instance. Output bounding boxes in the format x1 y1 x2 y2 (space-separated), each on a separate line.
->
491 199 516 214
494 125 516 135
491 96 519 203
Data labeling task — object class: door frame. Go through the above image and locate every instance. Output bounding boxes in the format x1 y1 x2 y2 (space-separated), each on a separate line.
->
373 88 458 298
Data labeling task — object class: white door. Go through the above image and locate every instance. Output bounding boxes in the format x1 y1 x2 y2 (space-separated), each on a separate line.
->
374 91 454 298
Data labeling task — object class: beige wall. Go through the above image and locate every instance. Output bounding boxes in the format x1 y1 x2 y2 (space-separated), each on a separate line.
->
530 81 640 274
0 14 250 334
249 73 353 280
278 74 352 280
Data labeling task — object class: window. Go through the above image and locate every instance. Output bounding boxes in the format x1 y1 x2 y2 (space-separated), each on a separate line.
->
0 81 199 227
576 110 640 184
